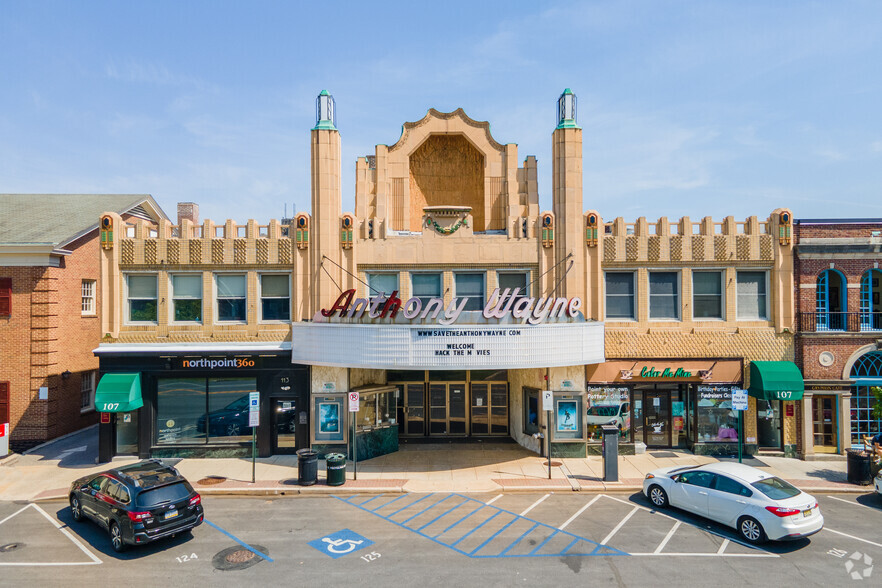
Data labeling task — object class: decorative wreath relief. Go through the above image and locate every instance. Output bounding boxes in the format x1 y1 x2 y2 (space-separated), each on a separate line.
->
426 215 469 235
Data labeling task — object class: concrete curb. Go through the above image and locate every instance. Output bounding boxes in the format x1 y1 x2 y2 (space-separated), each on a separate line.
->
0 453 21 467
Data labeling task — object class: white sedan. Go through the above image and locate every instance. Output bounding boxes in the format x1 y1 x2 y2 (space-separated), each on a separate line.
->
642 462 823 543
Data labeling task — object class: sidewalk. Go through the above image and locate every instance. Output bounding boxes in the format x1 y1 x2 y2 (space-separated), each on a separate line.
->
0 427 867 502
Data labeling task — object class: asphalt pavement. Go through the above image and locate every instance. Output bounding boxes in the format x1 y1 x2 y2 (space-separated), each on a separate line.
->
1 491 880 587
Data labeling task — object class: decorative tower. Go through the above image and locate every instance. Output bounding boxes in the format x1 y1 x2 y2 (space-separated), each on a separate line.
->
310 90 343 315
551 89 586 303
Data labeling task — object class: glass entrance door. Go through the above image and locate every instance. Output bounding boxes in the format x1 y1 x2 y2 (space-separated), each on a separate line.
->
644 391 671 447
272 398 299 454
401 383 426 436
812 395 838 453
756 399 782 449
429 383 467 435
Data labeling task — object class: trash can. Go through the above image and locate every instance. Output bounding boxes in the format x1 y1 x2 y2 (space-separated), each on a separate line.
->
601 424 619 482
297 448 318 486
326 453 347 487
846 448 872 485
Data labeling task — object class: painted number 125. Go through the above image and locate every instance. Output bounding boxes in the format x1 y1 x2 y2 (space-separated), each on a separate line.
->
361 551 381 562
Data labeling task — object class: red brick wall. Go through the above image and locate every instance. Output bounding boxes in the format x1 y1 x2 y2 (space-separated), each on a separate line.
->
0 230 102 450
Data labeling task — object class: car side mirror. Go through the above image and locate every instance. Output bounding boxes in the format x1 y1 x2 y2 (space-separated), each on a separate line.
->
671 475 681 483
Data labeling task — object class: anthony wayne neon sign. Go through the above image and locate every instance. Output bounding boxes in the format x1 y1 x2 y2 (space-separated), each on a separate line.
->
320 288 582 326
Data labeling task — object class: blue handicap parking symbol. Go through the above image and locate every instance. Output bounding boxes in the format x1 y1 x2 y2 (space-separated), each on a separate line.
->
308 529 374 559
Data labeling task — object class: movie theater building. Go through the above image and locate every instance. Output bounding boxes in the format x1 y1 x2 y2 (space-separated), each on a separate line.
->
93 89 801 461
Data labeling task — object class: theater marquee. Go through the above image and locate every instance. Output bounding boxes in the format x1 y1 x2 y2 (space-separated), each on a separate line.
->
290 322 605 370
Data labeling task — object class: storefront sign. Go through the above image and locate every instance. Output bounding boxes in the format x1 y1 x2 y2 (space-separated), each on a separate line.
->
319 288 582 326
291 321 604 370
639 366 693 378
786 404 794 417
100 413 110 424
180 357 256 369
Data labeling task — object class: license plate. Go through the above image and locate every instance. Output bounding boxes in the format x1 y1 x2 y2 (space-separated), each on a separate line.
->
802 509 812 518
164 509 179 520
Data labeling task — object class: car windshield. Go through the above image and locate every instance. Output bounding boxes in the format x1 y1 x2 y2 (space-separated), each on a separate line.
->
587 406 619 417
137 482 193 507
751 477 801 500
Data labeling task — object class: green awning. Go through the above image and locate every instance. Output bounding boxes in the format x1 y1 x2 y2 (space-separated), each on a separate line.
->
748 361 804 401
95 373 143 412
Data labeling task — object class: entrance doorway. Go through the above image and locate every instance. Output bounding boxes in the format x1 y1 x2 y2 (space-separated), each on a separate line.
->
272 397 302 454
393 370 509 438
756 399 782 449
812 395 838 453
643 390 671 447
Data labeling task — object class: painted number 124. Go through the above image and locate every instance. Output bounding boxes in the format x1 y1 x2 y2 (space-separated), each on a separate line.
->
361 551 381 562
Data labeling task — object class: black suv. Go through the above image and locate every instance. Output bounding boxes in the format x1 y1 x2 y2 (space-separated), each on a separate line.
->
69 459 204 552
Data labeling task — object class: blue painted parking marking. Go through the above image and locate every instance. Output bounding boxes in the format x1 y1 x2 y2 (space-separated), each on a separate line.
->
308 529 374 559
335 494 628 558
204 520 274 562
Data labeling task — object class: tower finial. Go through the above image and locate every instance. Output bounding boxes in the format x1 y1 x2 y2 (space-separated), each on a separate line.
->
556 88 580 129
314 90 337 131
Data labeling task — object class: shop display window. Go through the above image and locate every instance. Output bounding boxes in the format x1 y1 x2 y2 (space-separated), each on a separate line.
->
354 389 397 433
586 386 630 442
207 378 257 443
156 377 257 445
313 395 346 443
696 385 739 442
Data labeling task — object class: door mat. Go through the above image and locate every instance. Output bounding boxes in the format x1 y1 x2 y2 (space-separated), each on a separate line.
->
649 452 678 458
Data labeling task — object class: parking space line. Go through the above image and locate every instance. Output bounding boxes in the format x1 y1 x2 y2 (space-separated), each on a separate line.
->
486 494 503 505
600 506 639 545
357 494 385 507
372 494 409 512
437 504 486 537
0 504 104 566
823 528 882 548
450 511 501 548
653 521 681 554
204 520 274 563
716 539 729 554
558 495 602 531
825 495 880 511
528 530 558 555
519 494 550 517
402 495 451 525
388 493 435 517
469 517 519 555
498 522 538 556
629 552 779 557
416 498 469 532
0 504 31 526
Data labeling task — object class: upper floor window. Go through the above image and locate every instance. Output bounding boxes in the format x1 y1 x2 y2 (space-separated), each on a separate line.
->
366 273 398 297
216 274 246 322
649 271 679 320
498 272 529 306
736 271 767 320
859 269 882 331
0 277 9 317
260 274 290 321
81 371 96 411
81 280 96 315
411 273 442 305
605 272 635 320
126 275 157 322
693 271 723 319
455 272 485 311
171 275 202 322
816 269 846 331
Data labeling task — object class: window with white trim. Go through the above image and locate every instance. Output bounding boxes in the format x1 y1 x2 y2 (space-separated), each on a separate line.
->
171 274 202 322
605 272 636 320
80 371 96 411
126 274 158 322
216 274 246 322
737 271 768 320
260 274 290 321
692 271 723 319
81 280 96 315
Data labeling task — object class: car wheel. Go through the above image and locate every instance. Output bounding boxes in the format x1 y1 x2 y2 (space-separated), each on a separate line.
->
738 516 766 544
69 496 83 522
227 423 240 437
648 485 669 508
109 521 126 553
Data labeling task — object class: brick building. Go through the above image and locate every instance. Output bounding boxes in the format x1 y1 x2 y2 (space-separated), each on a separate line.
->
794 219 882 457
93 90 804 462
0 194 168 452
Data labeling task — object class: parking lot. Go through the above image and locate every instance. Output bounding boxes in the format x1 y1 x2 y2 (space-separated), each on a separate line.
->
1 492 880 586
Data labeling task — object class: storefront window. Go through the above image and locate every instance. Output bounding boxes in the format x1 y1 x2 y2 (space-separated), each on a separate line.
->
207 377 257 443
586 386 630 442
354 389 397 432
696 385 739 443
157 378 206 445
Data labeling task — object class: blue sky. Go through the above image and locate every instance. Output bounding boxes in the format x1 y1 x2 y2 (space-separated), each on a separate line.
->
2 1 881 224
